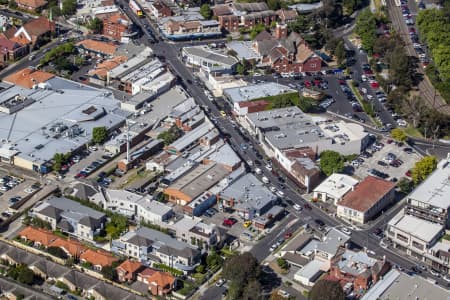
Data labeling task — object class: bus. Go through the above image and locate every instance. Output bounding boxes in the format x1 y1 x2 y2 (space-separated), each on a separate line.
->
129 0 144 17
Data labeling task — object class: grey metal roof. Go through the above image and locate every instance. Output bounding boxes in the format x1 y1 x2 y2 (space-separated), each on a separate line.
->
183 46 238 67
223 82 295 103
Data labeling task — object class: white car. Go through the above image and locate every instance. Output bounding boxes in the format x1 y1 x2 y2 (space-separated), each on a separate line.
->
88 146 98 151
380 241 388 248
216 278 226 287
293 204 302 211
269 244 277 252
443 275 450 283
397 119 407 127
341 227 352 235
262 176 270 184
247 160 253 167
265 164 273 171
255 168 262 175
24 188 34 194
278 290 290 298
430 269 440 277
276 190 285 197
269 186 277 193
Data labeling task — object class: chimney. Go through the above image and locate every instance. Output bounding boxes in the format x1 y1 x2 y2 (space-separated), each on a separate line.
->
275 23 287 40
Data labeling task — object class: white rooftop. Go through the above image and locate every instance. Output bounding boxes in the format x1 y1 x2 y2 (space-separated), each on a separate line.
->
294 259 325 280
223 82 295 103
407 158 450 209
388 212 444 243
313 173 359 200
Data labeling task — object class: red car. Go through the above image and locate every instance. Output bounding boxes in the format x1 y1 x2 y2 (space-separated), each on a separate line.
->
304 80 311 88
304 203 312 210
370 81 380 88
405 170 412 177
284 232 293 239
222 218 237 227
387 139 393 144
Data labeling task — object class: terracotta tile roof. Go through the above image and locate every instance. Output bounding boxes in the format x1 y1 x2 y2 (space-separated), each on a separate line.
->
117 260 142 274
254 30 273 42
3 68 54 88
10 35 30 46
16 0 47 9
147 271 175 288
276 9 298 21
296 43 314 63
237 100 270 113
338 176 396 213
107 12 130 24
22 17 55 38
138 267 156 278
76 39 118 56
213 5 232 16
48 238 87 257
19 226 58 246
88 55 127 79
0 38 21 51
80 249 118 267
2 26 18 39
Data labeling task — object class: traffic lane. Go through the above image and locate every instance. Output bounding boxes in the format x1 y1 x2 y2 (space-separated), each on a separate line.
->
199 285 226 300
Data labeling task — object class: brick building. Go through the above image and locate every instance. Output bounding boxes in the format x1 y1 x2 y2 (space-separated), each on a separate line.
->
102 13 133 41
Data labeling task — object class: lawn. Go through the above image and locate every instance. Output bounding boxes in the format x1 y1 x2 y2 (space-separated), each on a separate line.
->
403 126 423 138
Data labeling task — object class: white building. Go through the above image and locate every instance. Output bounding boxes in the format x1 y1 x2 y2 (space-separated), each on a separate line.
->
294 259 326 286
182 46 238 74
313 173 359 204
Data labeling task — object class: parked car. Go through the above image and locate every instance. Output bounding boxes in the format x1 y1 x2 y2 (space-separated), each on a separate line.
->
293 204 302 211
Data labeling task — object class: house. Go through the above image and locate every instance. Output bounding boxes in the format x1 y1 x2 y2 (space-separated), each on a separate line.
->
102 13 134 41
117 260 144 282
32 196 106 242
3 67 54 88
11 17 55 48
79 249 118 271
59 270 98 294
337 176 396 224
18 226 58 247
294 259 326 286
0 38 28 62
276 9 298 23
149 1 173 19
76 39 118 58
252 29 324 73
327 249 390 296
313 174 359 204
48 238 87 259
146 271 176 296
114 227 200 273
14 0 47 12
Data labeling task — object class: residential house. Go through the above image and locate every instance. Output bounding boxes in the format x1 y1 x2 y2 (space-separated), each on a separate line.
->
114 227 200 273
59 270 97 295
11 17 55 49
32 196 106 242
337 176 396 224
276 9 298 23
327 249 391 296
79 249 118 271
14 0 47 12
117 260 144 282
102 13 134 41
18 226 58 248
149 1 173 19
252 29 324 73
48 238 88 259
146 271 175 296
169 216 219 249
76 39 118 58
0 38 28 62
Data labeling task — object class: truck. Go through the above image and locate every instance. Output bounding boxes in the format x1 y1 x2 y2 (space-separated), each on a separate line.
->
129 0 143 17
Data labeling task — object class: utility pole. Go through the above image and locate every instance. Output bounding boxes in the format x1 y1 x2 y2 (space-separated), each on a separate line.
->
126 119 130 162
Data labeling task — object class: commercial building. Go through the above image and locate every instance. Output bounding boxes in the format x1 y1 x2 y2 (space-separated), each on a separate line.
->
0 38 28 62
282 155 320 192
313 174 359 204
386 212 444 259
214 2 276 32
361 269 450 300
337 176 396 224
0 76 127 173
165 120 216 155
242 107 369 159
219 173 277 220
113 227 200 273
182 46 238 74
294 259 326 286
404 158 450 227
164 162 230 205
14 0 47 13
32 196 106 242
11 17 55 49
161 19 221 40
102 13 136 42
76 39 118 58
224 82 295 105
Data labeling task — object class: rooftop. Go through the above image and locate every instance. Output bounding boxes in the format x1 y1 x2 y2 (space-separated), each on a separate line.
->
223 82 295 103
36 196 105 221
76 39 118 56
168 120 215 152
3 68 54 88
294 259 325 280
336 249 378 277
407 158 450 209
104 189 173 216
183 46 238 67
338 176 395 213
388 212 443 243
205 142 241 169
313 173 359 200
108 47 153 79
220 173 277 211
226 41 261 61
316 228 350 257
361 269 450 300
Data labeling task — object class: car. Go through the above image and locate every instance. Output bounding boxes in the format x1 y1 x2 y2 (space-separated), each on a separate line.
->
284 232 293 239
277 290 290 298
216 278 226 287
220 110 226 117
269 186 277 193
243 221 252 228
1 212 11 218
314 219 325 227
293 204 302 211
405 170 412 177
255 168 262 175
304 203 312 210
276 190 285 198
430 269 440 277
443 275 450 283
269 244 277 252
24 187 34 194
261 176 269 184
223 219 237 227
88 146 98 151
377 160 388 167
341 227 352 235
206 208 217 216
265 164 272 171
403 147 413 154
66 295 78 300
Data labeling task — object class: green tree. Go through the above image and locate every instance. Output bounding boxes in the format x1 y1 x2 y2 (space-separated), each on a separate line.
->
390 128 407 142
242 280 263 300
53 152 70 172
277 257 289 270
397 177 414 194
385 45 415 89
309 279 345 300
200 4 212 19
157 125 180 145
250 24 266 40
92 126 108 144
355 9 377 53
267 0 282 10
48 246 68 259
335 40 346 66
7 265 36 285
222 252 260 299
206 249 223 268
101 265 117 281
88 17 103 34
411 156 437 185
61 0 77 15
319 150 345 176
8 0 17 9
196 264 206 274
